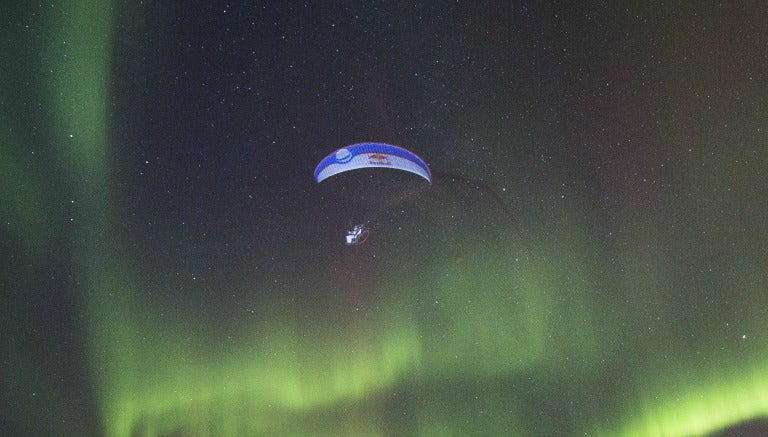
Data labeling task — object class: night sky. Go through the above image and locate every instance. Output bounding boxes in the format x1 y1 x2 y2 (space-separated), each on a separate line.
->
2 2 768 436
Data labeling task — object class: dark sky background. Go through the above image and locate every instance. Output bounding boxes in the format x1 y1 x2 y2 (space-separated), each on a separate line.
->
2 1 768 436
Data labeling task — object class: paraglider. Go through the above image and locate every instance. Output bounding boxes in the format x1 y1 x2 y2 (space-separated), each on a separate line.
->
315 143 431 245
314 142 431 184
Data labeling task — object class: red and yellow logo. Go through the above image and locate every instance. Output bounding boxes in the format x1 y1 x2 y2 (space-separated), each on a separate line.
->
368 153 392 166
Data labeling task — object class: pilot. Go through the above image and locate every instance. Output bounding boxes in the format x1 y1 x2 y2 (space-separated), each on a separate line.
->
345 224 368 245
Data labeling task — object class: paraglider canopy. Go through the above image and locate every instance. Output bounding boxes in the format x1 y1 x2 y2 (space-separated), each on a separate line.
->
314 143 431 184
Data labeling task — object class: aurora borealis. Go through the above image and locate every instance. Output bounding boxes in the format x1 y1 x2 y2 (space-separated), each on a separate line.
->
2 2 768 436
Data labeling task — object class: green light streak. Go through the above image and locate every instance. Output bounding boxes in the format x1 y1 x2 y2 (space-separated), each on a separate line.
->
39 0 119 433
93 271 426 436
44 1 115 170
597 349 768 437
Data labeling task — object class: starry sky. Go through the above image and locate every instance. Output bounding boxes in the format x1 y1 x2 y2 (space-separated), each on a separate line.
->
2 2 768 436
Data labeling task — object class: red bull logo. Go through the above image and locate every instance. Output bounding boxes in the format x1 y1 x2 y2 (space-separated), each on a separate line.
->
368 153 392 166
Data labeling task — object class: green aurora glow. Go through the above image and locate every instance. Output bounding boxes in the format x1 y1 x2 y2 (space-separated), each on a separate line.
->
3 2 768 436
